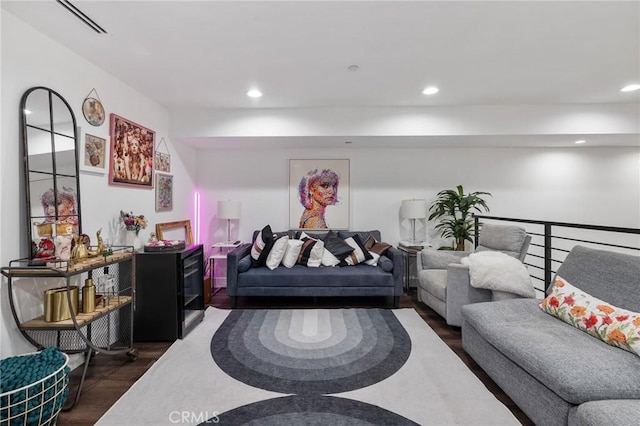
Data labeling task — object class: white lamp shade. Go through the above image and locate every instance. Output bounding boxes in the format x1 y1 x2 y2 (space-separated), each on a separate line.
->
401 199 427 219
218 200 241 219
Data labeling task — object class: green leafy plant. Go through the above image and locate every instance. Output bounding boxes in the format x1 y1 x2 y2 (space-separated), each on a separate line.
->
428 185 491 251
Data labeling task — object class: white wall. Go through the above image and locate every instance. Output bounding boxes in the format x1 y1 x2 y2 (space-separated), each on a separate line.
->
1 12 197 358
196 146 640 250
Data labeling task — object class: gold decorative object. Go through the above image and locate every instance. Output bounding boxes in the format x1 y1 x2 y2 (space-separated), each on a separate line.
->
87 228 104 257
44 286 79 322
71 235 89 260
82 278 96 313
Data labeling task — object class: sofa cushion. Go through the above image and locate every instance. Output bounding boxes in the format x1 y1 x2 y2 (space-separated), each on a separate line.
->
297 236 324 268
237 263 395 288
573 400 640 426
378 255 393 272
343 235 373 266
476 223 527 258
553 246 640 313
251 224 274 267
462 299 640 404
238 255 252 272
322 230 354 261
265 236 288 270
540 276 640 356
363 235 392 256
282 239 303 268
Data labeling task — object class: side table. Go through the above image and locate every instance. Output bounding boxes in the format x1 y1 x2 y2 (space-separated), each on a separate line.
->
397 246 420 294
397 242 431 294
208 242 241 300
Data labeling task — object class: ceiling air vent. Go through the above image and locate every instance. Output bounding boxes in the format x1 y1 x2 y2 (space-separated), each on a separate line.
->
56 0 107 34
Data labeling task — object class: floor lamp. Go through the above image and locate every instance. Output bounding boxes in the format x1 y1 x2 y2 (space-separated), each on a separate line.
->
218 200 241 243
401 199 427 243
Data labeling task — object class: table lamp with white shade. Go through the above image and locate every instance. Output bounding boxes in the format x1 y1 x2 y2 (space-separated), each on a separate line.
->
218 200 241 243
401 199 427 243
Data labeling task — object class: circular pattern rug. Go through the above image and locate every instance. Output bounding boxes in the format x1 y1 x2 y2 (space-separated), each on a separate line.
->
210 308 411 394
201 395 419 425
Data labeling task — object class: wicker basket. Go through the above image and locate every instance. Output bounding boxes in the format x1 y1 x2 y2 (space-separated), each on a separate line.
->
0 351 69 426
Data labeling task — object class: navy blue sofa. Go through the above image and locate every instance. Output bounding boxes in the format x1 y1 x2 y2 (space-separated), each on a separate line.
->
226 230 404 308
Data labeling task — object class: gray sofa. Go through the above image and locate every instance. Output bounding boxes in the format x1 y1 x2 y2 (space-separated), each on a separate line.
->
462 246 640 425
226 230 404 308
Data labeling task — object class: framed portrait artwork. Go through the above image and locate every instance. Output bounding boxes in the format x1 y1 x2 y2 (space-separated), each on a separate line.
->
80 133 107 174
155 174 173 211
108 113 155 188
289 159 350 230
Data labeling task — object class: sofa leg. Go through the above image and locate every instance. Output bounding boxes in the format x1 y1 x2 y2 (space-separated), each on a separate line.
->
231 297 237 309
393 296 400 309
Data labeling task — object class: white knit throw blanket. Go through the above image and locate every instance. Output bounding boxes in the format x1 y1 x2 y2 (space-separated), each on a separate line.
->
461 251 535 298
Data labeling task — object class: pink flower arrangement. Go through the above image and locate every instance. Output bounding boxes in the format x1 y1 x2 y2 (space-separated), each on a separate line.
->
120 210 148 234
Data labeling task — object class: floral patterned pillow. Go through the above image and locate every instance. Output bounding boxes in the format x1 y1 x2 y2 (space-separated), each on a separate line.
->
540 276 640 356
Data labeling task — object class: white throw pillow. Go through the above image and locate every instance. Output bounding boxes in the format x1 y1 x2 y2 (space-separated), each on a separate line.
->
265 236 288 270
364 251 380 266
282 239 304 268
321 249 341 267
306 240 325 268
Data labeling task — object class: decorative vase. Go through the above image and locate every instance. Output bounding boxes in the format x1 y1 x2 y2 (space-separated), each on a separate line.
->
125 230 142 251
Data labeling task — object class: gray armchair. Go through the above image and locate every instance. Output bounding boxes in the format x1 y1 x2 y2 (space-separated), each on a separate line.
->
416 224 531 327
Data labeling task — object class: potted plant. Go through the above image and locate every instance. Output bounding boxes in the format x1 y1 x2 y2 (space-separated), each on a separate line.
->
428 185 491 251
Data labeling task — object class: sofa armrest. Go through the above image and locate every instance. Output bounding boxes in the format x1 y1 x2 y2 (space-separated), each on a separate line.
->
226 243 252 296
418 248 471 271
386 247 405 297
445 263 491 326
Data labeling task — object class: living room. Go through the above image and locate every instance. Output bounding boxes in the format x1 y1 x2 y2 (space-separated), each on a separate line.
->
1 2 639 425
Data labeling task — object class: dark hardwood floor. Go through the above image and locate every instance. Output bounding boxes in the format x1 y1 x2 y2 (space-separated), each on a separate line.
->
57 290 533 425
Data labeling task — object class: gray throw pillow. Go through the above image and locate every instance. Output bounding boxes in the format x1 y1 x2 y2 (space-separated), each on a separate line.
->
378 255 393 272
238 255 252 272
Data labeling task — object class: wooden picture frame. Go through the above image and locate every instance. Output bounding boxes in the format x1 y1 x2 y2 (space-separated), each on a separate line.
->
155 174 173 211
156 220 193 245
80 132 107 174
289 159 350 230
109 113 155 188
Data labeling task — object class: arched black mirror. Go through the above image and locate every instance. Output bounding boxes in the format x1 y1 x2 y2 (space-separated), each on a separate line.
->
20 87 81 259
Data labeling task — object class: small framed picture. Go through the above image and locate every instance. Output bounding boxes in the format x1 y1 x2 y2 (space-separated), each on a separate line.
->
82 97 105 127
155 173 173 211
80 133 107 174
155 151 170 172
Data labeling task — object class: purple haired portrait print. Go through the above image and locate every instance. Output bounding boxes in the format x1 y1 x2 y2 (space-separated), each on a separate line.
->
298 168 340 229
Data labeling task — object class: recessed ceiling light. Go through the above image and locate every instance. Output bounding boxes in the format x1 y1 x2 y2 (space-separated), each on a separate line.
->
621 84 640 92
422 86 439 95
246 89 262 98
347 65 359 72
574 140 587 145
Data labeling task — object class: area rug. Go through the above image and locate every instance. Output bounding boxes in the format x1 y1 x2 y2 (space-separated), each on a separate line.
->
96 307 519 425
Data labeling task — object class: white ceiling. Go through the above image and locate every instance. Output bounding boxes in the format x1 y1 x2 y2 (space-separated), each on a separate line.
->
3 0 640 148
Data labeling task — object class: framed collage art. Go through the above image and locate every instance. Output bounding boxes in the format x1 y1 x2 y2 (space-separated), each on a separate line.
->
109 114 155 188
